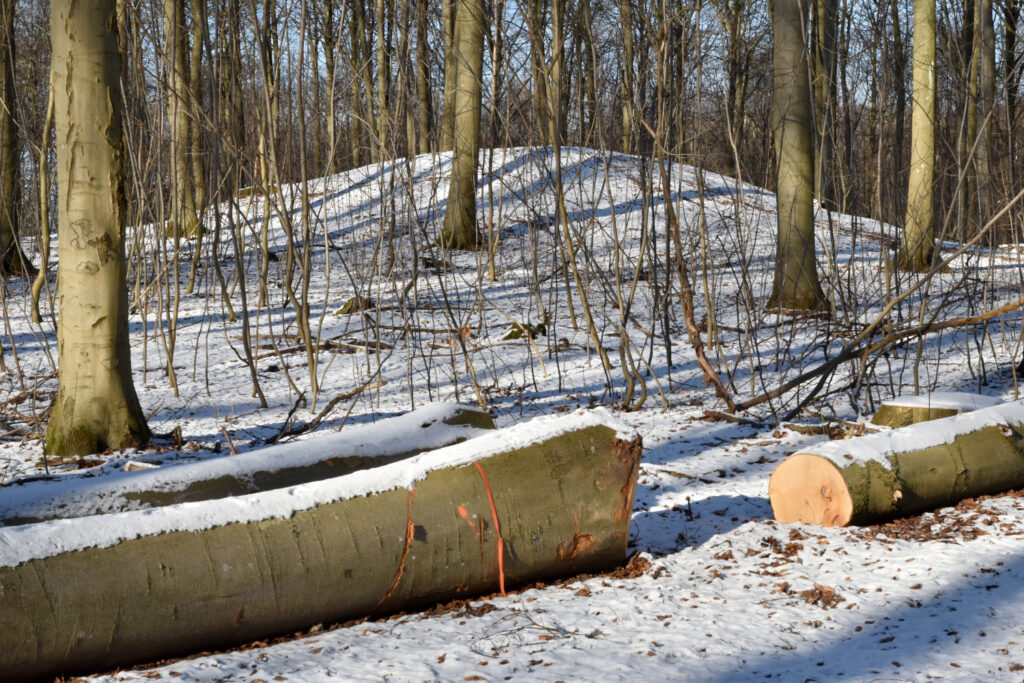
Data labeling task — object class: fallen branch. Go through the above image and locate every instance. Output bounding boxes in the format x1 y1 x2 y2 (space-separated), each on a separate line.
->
737 186 1024 416
737 296 1024 416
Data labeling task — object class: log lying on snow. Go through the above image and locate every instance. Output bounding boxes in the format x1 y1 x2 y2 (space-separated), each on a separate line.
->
0 409 641 682
0 403 494 525
870 391 1001 428
769 398 1024 526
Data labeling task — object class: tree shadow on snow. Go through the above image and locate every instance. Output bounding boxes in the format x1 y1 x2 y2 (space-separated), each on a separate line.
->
631 492 773 556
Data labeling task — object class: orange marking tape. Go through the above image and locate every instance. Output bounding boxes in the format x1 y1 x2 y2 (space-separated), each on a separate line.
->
472 461 506 597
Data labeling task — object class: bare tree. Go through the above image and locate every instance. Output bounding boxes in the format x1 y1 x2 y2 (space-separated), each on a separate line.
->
46 0 151 455
768 0 827 311
440 0 484 249
899 0 935 270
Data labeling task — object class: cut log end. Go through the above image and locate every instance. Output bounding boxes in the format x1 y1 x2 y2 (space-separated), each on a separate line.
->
768 454 853 527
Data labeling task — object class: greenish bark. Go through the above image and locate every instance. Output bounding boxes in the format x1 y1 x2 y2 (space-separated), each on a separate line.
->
0 425 641 682
189 0 206 212
975 0 995 222
165 0 199 238
347 0 370 166
620 0 634 152
440 0 484 249
871 404 961 428
0 0 29 277
375 0 390 161
217 0 243 196
415 0 432 154
45 0 151 456
529 0 551 144
322 0 338 173
899 0 936 270
768 0 827 311
439 0 457 151
811 0 837 209
770 413 1024 526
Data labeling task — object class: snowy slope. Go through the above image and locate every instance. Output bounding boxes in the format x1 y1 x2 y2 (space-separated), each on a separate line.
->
1 147 1023 680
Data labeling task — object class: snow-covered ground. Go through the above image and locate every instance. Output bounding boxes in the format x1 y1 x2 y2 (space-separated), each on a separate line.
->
3 147 1024 680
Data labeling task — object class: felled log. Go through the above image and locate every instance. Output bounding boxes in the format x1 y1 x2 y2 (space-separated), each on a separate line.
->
0 403 494 525
769 399 1024 526
870 391 1001 428
0 409 641 682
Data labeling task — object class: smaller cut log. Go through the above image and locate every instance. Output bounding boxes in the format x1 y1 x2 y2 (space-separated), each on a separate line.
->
769 399 1024 526
871 392 1002 428
0 403 494 525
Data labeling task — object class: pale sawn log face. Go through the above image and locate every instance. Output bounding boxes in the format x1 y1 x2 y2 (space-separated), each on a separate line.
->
770 424 1024 526
0 426 641 681
768 453 854 527
45 0 151 456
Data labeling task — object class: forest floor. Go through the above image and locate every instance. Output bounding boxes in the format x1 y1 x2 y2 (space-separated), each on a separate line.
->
3 147 1024 681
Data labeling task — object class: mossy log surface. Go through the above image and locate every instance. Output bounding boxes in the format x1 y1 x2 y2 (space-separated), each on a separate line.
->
770 414 1024 526
0 424 641 681
1 405 494 526
870 404 960 428
870 392 1001 428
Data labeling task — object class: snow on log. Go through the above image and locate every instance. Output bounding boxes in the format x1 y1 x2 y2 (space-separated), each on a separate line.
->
769 398 1024 526
0 409 641 682
0 403 494 525
870 392 1002 428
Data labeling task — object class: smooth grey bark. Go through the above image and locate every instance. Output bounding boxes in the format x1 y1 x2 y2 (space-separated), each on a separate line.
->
899 0 936 270
415 0 431 154
768 0 827 311
440 0 484 249
46 0 151 455
619 0 635 153
0 0 29 276
165 0 199 237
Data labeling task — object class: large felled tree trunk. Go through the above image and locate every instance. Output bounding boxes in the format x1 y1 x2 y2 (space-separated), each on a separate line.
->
0 0 30 277
440 0 483 249
898 0 936 270
2 412 640 682
768 0 827 311
46 0 151 456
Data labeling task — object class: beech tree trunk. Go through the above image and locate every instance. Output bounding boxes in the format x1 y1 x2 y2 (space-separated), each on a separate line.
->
0 0 29 276
768 0 827 311
165 0 198 237
619 0 635 153
439 0 457 151
899 0 936 270
415 0 432 154
769 401 1024 526
440 0 484 249
46 0 151 456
